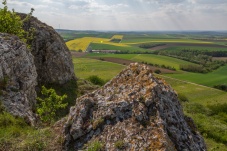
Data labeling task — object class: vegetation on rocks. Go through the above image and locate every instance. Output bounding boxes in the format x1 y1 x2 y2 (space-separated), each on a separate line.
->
38 79 78 120
86 141 103 151
37 86 68 123
0 0 34 44
87 75 105 86
114 140 125 149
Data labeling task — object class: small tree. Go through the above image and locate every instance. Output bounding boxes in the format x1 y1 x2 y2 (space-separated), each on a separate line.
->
0 0 34 44
154 69 161 74
37 86 67 123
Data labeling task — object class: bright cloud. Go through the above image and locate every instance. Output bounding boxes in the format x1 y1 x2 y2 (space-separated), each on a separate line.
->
1 0 226 30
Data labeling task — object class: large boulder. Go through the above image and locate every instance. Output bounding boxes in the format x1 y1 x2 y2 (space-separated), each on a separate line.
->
19 13 75 84
0 33 37 125
63 63 206 151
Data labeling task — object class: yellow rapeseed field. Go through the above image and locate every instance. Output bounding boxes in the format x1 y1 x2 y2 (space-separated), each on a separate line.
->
66 37 109 51
66 36 128 51
111 35 124 40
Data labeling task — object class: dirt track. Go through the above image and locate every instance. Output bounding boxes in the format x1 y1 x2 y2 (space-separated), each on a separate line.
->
71 51 87 58
213 57 227 61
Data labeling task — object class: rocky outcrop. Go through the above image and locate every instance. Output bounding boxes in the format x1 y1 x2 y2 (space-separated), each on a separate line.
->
63 63 206 151
19 13 75 84
0 33 37 125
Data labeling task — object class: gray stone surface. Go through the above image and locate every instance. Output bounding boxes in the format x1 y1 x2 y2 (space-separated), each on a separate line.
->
63 63 206 151
19 13 75 84
0 33 37 125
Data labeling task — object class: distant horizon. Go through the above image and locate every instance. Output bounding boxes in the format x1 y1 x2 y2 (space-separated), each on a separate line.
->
56 29 227 33
2 0 227 31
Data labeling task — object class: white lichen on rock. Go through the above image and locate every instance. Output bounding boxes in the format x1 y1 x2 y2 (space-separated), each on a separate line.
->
63 63 206 151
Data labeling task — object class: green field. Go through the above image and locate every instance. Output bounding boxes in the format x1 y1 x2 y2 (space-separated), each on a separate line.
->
85 53 137 60
62 30 227 150
86 53 196 70
73 58 125 80
161 46 227 51
72 56 227 150
160 75 227 150
131 54 196 70
166 65 227 87
90 43 147 52
122 38 212 44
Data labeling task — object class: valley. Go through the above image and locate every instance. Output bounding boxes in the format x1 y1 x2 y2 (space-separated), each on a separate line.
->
59 30 227 150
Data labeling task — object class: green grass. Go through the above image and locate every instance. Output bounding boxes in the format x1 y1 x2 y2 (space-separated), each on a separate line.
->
87 140 103 151
0 111 60 151
159 75 227 105
166 65 227 87
159 75 227 150
73 58 125 81
86 53 196 70
72 57 227 150
90 43 147 52
85 53 138 60
162 46 227 51
131 54 196 70
121 38 211 44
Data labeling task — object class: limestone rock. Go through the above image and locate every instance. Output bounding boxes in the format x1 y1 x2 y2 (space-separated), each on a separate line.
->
19 13 75 84
63 63 206 151
0 33 37 125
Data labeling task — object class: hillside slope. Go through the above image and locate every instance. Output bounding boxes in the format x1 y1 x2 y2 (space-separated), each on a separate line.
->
63 63 206 150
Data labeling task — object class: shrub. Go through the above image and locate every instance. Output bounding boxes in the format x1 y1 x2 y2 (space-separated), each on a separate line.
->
92 118 104 129
0 102 4 113
87 75 105 86
184 103 210 115
115 140 125 149
40 79 78 118
87 140 103 151
213 85 227 92
0 0 34 44
154 69 161 74
178 93 189 102
36 86 68 123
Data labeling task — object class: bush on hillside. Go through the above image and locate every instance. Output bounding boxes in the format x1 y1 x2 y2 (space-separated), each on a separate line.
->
36 86 68 123
0 0 34 44
213 84 227 92
154 69 161 74
178 93 189 102
87 75 105 86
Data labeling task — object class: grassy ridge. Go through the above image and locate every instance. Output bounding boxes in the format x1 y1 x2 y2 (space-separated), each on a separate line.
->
162 46 227 51
122 38 212 44
86 53 196 70
73 58 125 80
166 65 227 87
160 75 227 150
131 54 196 70
86 53 227 88
85 53 138 60
72 56 227 150
90 43 147 52
111 35 123 40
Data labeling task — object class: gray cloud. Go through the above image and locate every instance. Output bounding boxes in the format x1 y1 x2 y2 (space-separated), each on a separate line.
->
1 0 226 30
190 0 227 4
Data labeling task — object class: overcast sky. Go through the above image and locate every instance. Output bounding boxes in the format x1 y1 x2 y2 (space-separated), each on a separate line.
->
2 0 227 31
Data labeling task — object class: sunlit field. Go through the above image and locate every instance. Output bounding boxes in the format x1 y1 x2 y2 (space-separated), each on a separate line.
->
111 35 123 40
66 37 129 51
